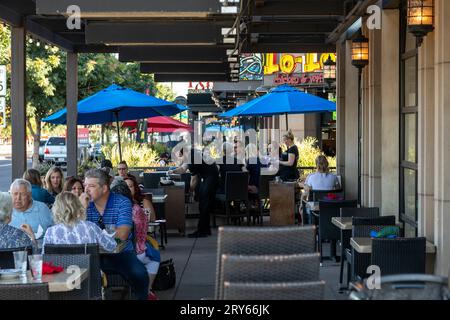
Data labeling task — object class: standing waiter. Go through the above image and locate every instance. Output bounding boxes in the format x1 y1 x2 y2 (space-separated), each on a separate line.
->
170 145 219 238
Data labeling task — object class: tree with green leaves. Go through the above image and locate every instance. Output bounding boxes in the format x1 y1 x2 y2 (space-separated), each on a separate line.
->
0 25 175 168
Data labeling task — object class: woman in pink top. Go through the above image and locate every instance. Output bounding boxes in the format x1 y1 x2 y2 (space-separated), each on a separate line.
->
124 177 160 290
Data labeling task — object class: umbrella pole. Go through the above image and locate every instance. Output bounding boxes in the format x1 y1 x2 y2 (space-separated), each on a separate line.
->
115 112 123 162
285 114 288 130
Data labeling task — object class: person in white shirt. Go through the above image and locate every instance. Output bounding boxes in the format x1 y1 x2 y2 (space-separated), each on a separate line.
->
302 155 340 224
304 155 340 191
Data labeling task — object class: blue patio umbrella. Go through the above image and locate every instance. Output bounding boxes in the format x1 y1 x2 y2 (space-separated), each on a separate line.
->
219 84 335 128
42 84 187 161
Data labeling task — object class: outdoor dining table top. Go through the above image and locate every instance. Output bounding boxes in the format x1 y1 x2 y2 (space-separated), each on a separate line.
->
332 217 403 231
0 268 88 293
350 237 437 254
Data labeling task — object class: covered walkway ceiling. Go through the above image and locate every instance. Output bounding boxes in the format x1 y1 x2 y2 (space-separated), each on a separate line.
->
0 0 365 82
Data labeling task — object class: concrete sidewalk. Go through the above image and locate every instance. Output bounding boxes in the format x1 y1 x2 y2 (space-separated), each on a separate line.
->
156 220 349 300
0 144 33 157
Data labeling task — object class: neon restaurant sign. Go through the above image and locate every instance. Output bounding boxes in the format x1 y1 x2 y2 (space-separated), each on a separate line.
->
240 53 337 86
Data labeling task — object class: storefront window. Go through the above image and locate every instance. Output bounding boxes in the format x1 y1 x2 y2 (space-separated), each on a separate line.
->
400 4 418 236
404 113 417 162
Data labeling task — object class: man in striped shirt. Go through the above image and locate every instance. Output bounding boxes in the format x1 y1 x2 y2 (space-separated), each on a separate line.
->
84 169 149 300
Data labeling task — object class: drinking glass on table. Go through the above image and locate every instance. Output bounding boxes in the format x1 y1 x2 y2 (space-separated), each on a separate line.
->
13 250 28 276
28 254 43 281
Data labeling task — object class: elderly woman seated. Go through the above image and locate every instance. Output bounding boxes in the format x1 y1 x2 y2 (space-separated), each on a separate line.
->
42 192 117 253
301 155 341 224
0 192 35 249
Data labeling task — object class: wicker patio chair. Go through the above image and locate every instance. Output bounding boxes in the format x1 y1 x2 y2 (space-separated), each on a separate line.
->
318 200 357 262
349 216 396 282
349 274 449 300
43 243 102 300
43 254 91 300
338 207 380 287
371 237 426 276
218 253 320 300
0 283 49 300
0 246 33 269
215 225 316 299
222 281 325 300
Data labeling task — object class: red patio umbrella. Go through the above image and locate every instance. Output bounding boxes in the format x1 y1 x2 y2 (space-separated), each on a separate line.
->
122 116 192 132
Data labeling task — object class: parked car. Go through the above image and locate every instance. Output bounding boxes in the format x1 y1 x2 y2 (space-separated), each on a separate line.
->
38 139 47 162
43 137 67 166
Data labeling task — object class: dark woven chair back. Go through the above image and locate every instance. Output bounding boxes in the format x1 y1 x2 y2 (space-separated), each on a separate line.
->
0 246 32 269
219 253 320 299
0 283 49 300
215 225 316 299
222 281 325 300
143 172 166 188
318 200 357 242
311 189 343 202
352 216 396 237
360 274 449 300
225 171 249 201
258 174 275 199
43 244 101 300
340 207 379 218
371 238 426 276
43 254 91 300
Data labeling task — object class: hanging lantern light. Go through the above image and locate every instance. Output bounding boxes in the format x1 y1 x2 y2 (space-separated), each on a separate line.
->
323 55 336 87
407 0 434 46
351 34 369 69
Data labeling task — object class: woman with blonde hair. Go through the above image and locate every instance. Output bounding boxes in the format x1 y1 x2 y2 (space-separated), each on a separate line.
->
42 192 116 252
304 155 340 190
44 167 64 197
277 130 300 181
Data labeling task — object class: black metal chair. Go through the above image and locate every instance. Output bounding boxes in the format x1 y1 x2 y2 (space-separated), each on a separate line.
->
43 243 102 300
180 172 195 218
371 237 426 276
214 171 250 226
0 246 33 269
43 254 91 300
0 283 49 300
318 200 357 263
143 172 166 188
349 215 397 282
254 174 275 225
302 189 344 225
338 207 380 287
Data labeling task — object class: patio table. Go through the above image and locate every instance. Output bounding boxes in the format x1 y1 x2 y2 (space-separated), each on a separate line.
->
350 237 436 254
0 268 88 293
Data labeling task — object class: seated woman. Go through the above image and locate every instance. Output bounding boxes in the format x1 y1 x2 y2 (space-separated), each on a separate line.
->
0 192 35 249
63 176 84 197
302 155 341 224
23 169 54 206
44 166 64 198
111 179 159 298
42 192 117 252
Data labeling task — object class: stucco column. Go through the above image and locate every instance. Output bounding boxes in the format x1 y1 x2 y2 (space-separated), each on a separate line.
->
66 52 78 177
10 27 27 180
366 26 382 208
380 9 400 218
418 32 435 240
433 0 450 276
336 40 346 179
344 40 359 200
